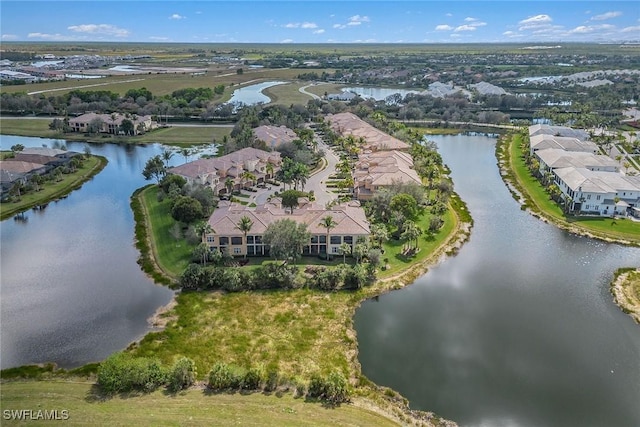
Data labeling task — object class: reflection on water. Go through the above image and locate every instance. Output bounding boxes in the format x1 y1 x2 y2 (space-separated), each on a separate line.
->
355 134 640 427
227 81 287 106
1 135 177 369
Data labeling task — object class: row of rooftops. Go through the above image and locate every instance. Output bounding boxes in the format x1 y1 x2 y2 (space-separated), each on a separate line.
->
325 112 410 151
0 147 80 190
207 199 370 237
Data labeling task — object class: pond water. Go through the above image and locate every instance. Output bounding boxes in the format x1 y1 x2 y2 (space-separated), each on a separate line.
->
0 135 177 370
227 81 287 106
354 134 640 427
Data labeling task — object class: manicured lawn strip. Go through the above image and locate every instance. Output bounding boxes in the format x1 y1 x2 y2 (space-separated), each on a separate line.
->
262 82 316 105
0 381 399 427
505 133 640 244
0 118 231 147
140 186 192 278
0 155 107 220
379 208 457 279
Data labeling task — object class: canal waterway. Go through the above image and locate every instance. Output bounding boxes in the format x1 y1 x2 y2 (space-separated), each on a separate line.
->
227 81 286 106
0 135 177 370
354 134 640 427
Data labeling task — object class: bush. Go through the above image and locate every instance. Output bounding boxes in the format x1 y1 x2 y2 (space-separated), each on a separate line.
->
98 352 167 395
307 371 349 404
264 368 279 392
208 363 243 390
167 357 197 392
241 367 263 390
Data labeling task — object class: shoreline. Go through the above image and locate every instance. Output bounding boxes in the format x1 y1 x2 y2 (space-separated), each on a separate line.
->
495 133 640 247
610 268 640 324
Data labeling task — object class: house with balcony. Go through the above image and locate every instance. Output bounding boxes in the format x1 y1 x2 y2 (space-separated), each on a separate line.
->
535 149 619 175
68 113 154 135
529 134 599 156
353 150 421 200
168 147 281 195
326 112 410 151
253 125 298 149
203 200 370 257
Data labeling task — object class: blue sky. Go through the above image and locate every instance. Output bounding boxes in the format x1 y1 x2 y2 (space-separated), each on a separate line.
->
1 1 639 44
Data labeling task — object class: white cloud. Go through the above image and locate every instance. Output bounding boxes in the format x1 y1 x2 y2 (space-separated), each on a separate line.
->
27 32 73 41
195 11 202 15
621 25 640 33
435 25 453 31
1 34 18 40
313 29 325 34
67 24 130 37
454 25 477 32
285 22 318 29
568 24 615 34
591 11 621 21
280 39 293 43
518 14 553 30
446 13 453 17
464 17 477 22
169 14 185 20
347 15 370 26
333 23 346 29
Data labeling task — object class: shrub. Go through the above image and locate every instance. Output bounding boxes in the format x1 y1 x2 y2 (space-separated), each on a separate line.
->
264 368 279 392
241 367 263 390
208 363 244 390
167 357 197 392
307 371 349 404
98 352 167 395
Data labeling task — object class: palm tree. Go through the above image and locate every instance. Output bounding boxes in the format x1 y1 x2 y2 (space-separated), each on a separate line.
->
265 162 274 180
370 224 389 249
235 215 253 259
318 215 338 256
401 220 421 251
241 171 256 190
161 149 174 168
225 177 234 195
195 222 214 265
180 148 192 164
339 242 351 264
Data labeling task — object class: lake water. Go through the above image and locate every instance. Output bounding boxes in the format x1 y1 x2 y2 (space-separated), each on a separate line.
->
0 135 176 370
341 87 420 101
354 134 640 427
227 81 287 106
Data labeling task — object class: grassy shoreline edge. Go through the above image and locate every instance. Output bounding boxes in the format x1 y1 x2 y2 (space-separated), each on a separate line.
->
496 131 640 323
0 155 108 221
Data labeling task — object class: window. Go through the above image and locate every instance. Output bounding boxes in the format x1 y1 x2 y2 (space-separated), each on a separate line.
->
233 247 242 254
319 235 326 243
586 194 591 200
596 195 601 200
332 246 339 253
311 236 318 244
330 236 341 244
254 236 262 244
343 236 353 244
219 237 229 245
247 236 254 244
231 237 242 245
206 236 215 243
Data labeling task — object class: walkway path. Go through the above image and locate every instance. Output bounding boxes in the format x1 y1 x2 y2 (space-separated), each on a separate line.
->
298 83 327 100
27 78 146 95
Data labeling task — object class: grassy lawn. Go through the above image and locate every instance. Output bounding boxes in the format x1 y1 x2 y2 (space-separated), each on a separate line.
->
379 208 457 279
141 186 193 278
504 133 640 245
131 289 359 382
0 381 400 427
263 82 317 105
0 118 230 147
0 155 107 220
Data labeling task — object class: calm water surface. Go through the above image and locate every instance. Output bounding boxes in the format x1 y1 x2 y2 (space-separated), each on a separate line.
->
1 135 176 369
227 81 286 105
354 134 640 427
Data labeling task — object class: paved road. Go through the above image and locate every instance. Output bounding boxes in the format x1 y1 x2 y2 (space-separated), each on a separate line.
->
298 84 322 100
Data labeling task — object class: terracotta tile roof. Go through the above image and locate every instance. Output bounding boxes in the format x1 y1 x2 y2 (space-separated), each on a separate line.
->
326 112 410 151
253 125 297 149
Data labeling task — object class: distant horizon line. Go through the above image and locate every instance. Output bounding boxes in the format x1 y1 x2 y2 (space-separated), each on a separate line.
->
3 41 640 45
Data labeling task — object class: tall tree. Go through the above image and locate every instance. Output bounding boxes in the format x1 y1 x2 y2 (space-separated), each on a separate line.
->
142 155 166 183
319 215 338 255
235 215 253 259
281 189 302 214
401 220 421 251
339 242 351 264
161 149 174 168
262 219 310 263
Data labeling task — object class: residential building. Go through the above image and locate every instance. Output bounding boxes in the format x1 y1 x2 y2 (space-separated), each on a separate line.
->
326 92 357 102
529 134 598 155
253 125 297 149
326 112 410 151
68 113 154 135
204 200 370 257
554 167 640 216
168 147 281 195
528 124 590 141
535 149 619 174
0 161 47 196
353 150 421 200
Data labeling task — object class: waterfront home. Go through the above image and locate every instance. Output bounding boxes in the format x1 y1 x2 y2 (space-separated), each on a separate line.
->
203 200 370 257
326 112 410 151
253 125 297 149
528 124 590 141
353 150 421 200
529 134 599 156
535 149 619 174
326 92 357 102
68 113 154 135
0 161 47 196
554 167 640 216
168 147 281 195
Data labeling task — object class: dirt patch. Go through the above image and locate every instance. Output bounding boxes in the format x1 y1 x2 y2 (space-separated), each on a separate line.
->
148 296 178 330
610 269 640 324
